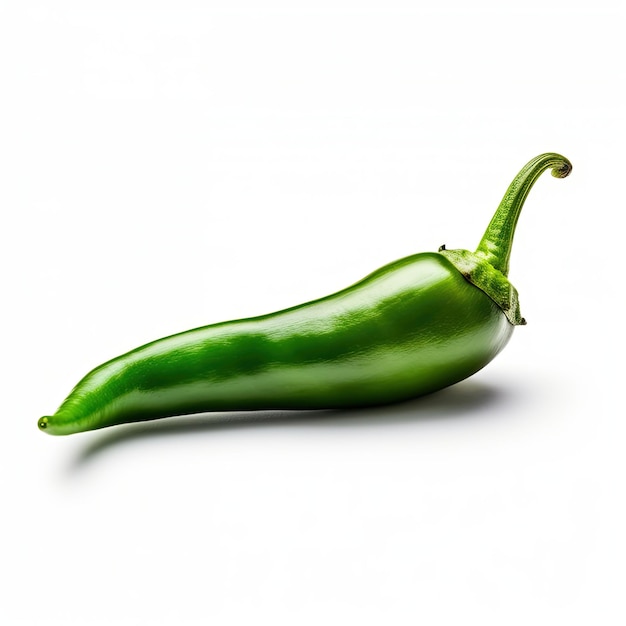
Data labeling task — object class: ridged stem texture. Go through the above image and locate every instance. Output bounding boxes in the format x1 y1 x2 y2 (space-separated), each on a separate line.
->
475 153 572 277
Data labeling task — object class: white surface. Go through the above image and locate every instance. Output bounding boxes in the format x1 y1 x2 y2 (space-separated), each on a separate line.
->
2 1 625 624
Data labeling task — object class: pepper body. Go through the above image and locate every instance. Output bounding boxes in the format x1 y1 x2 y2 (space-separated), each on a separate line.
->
39 253 512 435
39 153 571 435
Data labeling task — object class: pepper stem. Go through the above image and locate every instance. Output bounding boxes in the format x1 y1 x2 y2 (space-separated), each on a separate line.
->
475 153 572 277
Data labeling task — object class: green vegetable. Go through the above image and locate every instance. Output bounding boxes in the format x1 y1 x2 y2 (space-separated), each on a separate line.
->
38 153 571 436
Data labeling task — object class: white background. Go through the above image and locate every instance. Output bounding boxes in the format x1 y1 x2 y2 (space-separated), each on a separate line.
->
1 1 625 624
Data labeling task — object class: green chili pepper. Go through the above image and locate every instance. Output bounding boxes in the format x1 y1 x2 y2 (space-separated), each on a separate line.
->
38 153 571 436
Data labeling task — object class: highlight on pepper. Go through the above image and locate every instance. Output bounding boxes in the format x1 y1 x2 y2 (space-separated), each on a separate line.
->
39 153 572 435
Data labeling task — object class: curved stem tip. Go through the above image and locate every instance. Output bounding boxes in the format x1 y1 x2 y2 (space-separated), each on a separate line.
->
475 153 572 277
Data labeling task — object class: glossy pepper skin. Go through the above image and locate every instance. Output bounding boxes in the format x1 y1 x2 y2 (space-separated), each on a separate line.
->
38 153 571 436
